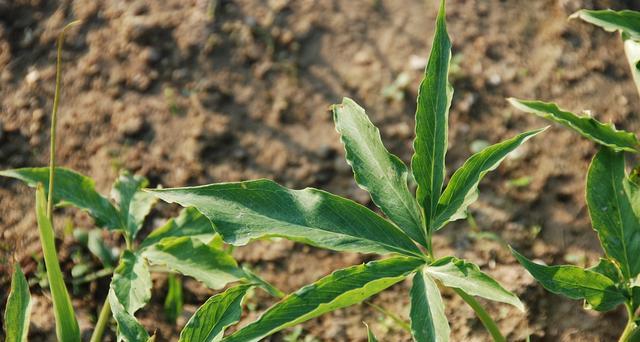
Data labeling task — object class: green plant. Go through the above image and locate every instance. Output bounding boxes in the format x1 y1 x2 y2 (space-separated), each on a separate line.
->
146 1 544 341
509 8 640 342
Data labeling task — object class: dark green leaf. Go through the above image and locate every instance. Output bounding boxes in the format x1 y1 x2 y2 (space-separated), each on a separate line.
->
108 289 150 342
111 251 152 314
164 274 183 324
242 266 285 298
148 180 422 257
410 269 450 342
571 9 640 40
140 207 216 249
4 264 32 342
112 171 157 240
588 258 623 283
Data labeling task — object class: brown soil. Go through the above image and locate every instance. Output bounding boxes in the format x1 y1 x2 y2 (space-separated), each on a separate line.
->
1 0 639 341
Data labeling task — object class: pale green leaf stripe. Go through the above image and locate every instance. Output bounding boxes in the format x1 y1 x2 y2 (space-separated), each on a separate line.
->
4 264 32 342
426 256 524 311
512 249 626 312
411 0 453 229
108 289 150 342
143 237 244 290
34 185 80 342
587 147 640 279
364 322 379 342
111 251 152 314
571 9 640 40
410 269 450 342
433 128 545 230
179 285 251 342
333 97 426 246
148 180 423 257
508 99 639 152
223 257 425 342
140 207 216 249
112 172 157 240
1 167 120 228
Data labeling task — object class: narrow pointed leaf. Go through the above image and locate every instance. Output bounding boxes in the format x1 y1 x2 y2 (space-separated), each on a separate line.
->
179 285 251 342
508 99 639 152
512 249 626 311
425 256 523 311
433 128 545 229
143 237 244 289
571 9 640 40
411 0 453 229
4 264 32 342
112 172 157 240
0 167 120 228
364 322 379 342
140 207 216 249
410 269 450 342
164 274 183 324
34 184 80 342
222 257 425 342
148 180 422 257
333 97 426 246
587 147 640 279
111 251 152 314
108 289 150 342
242 266 285 298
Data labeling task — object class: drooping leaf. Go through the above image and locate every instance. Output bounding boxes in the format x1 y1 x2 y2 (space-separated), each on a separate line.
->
148 180 422 257
0 167 120 228
425 256 524 311
433 128 545 229
571 9 640 40
179 285 251 342
111 250 152 314
588 258 623 284
164 274 183 324
587 147 640 279
364 322 379 342
34 184 81 342
112 171 157 240
222 257 425 342
411 0 453 230
332 97 426 246
140 207 216 249
108 289 150 342
508 99 639 152
143 237 244 290
512 249 626 311
410 269 450 342
4 264 32 342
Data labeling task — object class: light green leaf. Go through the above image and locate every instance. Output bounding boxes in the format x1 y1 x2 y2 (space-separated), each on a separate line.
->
425 256 523 311
112 171 157 240
179 285 251 342
332 97 426 246
148 180 422 257
34 184 80 342
571 9 640 40
223 257 425 342
164 274 183 324
140 207 216 249
433 128 545 229
108 289 150 342
74 228 115 268
508 99 639 152
411 0 453 230
0 167 120 228
143 237 244 290
587 147 640 279
111 250 152 315
624 35 640 98
364 322 379 342
4 264 32 342
410 269 450 342
588 258 623 284
512 249 626 311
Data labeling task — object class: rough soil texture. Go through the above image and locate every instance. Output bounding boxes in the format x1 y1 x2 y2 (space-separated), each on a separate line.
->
1 0 640 341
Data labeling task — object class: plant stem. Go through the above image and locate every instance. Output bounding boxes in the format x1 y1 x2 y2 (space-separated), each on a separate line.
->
453 288 506 342
620 303 637 342
90 298 111 342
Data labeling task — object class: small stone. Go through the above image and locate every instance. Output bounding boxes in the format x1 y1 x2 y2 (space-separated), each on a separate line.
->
120 116 145 136
25 69 40 85
487 73 501 86
409 54 427 70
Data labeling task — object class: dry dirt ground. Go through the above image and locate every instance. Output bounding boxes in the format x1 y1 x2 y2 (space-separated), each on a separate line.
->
2 0 640 341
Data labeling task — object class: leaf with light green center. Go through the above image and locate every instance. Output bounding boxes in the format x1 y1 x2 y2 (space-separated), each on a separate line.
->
571 9 640 40
111 250 152 314
108 288 150 342
411 0 452 230
332 97 426 246
179 285 251 342
410 268 450 342
4 264 32 342
0 167 120 229
508 99 639 152
140 207 216 249
143 236 244 290
222 256 425 342
512 249 626 312
425 256 524 311
112 171 157 240
147 179 423 257
433 128 545 230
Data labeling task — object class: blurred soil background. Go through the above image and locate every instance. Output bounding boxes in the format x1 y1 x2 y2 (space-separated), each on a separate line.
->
1 0 640 340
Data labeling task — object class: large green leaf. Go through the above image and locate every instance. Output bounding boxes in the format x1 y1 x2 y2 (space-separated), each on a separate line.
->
4 264 32 342
587 147 640 279
143 237 244 290
410 269 450 342
34 184 80 342
112 171 157 240
108 289 150 342
0 167 120 228
512 249 626 311
425 256 523 311
332 97 426 246
140 207 216 249
508 99 639 152
411 0 453 230
222 257 425 342
179 285 251 342
111 251 152 314
571 9 640 40
148 180 422 257
433 128 545 230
